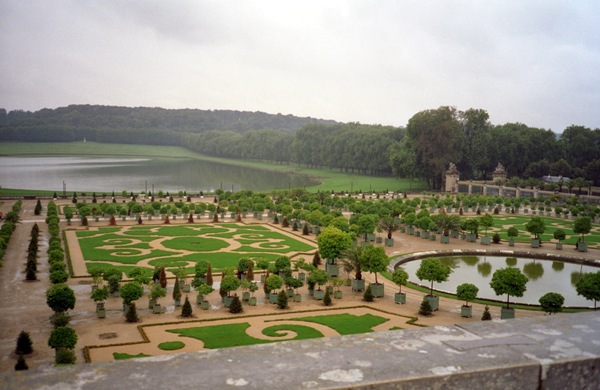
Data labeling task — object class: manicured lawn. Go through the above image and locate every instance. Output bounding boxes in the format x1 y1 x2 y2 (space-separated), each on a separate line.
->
113 352 150 360
75 223 316 274
158 341 185 351
167 313 389 350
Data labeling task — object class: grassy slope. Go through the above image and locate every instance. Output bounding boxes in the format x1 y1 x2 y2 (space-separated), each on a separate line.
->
0 142 425 193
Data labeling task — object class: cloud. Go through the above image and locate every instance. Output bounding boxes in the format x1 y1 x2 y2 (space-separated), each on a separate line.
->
0 0 599 131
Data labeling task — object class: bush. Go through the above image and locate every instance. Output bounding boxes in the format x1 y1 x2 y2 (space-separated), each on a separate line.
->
50 269 69 284
181 296 193 317
419 298 433 316
302 223 310 236
481 305 492 321
492 233 501 244
323 290 332 306
15 355 28 371
55 348 76 365
363 285 374 302
277 290 288 310
229 295 243 314
48 326 77 350
51 312 71 328
16 331 33 355
126 303 138 323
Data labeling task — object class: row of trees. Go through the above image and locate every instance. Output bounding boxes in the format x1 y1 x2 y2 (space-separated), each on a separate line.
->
3 105 599 188
0 200 21 267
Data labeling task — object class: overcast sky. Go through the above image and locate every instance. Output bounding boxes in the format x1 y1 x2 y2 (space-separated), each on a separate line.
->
1 1 598 132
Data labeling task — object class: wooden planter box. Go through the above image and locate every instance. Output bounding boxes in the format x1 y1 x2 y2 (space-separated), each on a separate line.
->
97 309 106 318
369 283 384 298
223 296 234 308
153 304 163 314
422 231 430 239
376 237 383 244
385 238 394 247
286 289 294 298
313 290 325 300
269 293 279 304
298 272 306 281
440 235 450 244
394 292 406 304
326 263 339 277
200 301 210 310
326 286 334 294
333 291 342 299
429 234 436 241
531 239 540 248
556 242 563 250
461 305 472 318
481 236 491 245
509 240 515 247
352 279 365 292
501 307 515 319
293 294 302 302
577 242 588 252
148 298 156 309
425 295 439 311
242 291 251 302
466 233 476 242
183 284 191 293
248 297 257 306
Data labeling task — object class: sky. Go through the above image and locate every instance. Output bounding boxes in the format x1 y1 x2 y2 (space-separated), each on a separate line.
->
1 1 599 132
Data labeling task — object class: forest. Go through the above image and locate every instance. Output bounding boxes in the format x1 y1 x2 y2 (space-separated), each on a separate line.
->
1 105 599 189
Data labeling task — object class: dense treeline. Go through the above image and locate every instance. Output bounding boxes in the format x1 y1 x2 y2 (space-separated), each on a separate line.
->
1 105 599 188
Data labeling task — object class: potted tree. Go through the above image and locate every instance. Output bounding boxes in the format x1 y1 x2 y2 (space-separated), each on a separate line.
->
575 271 600 309
265 274 284 304
172 276 182 307
462 218 479 242
331 277 345 299
574 217 592 252
308 269 329 300
120 281 143 315
341 244 365 292
525 216 546 248
507 226 519 247
539 292 564 315
553 229 566 250
490 267 529 319
434 214 461 244
287 277 304 302
378 215 401 247
415 258 452 311
192 281 213 310
391 268 409 304
90 285 109 318
149 283 167 314
360 245 389 298
248 282 259 306
220 274 241 307
479 213 494 245
456 283 479 318
317 226 352 277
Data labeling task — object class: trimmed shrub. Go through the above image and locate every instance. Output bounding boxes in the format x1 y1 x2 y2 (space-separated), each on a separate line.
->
363 285 374 302
16 331 33 355
181 296 193 317
55 348 76 365
229 295 243 314
323 290 332 306
277 290 288 310
126 303 138 323
419 298 433 316
15 355 28 370
492 233 501 244
481 305 492 321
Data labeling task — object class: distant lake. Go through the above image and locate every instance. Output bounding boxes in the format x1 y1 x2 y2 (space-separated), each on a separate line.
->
0 156 318 193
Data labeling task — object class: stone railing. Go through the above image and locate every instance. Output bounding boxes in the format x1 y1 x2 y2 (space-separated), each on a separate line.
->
6 312 600 389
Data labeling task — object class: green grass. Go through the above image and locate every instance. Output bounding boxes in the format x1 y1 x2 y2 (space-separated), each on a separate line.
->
158 341 186 351
0 141 426 193
284 313 389 335
73 223 316 273
113 352 150 360
167 313 388 349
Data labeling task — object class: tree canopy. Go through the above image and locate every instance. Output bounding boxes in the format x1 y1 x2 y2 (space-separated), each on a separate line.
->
490 267 528 309
415 258 452 296
317 226 352 260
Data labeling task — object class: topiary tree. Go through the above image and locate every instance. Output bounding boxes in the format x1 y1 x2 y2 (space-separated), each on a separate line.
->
323 289 332 306
317 225 353 264
172 276 182 303
47 326 78 351
91 285 109 304
159 265 167 288
553 229 566 243
149 283 167 305
120 281 143 306
479 213 494 237
507 226 519 243
277 290 288 309
265 274 284 293
312 251 322 267
456 283 479 307
221 274 241 297
103 268 123 294
490 267 529 310
126 302 138 323
181 295 193 317
15 355 28 371
481 305 492 321
229 295 243 314
419 298 433 316
15 330 33 355
46 284 76 315
308 269 328 291
575 271 600 310
415 258 452 297
363 285 374 302
539 292 564 315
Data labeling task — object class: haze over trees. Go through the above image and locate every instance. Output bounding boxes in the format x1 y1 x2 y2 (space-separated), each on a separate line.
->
1 105 598 189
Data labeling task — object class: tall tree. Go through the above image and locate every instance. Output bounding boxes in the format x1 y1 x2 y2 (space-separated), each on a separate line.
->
405 106 464 189
459 108 491 179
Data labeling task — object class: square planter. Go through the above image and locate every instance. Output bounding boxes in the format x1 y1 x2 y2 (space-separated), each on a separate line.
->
223 296 234 308
369 283 384 298
97 309 106 319
481 236 491 246
242 291 251 302
376 237 383 244
352 279 365 292
394 292 406 304
148 298 156 309
333 291 343 299
248 297 257 306
422 231 430 239
153 304 163 314
385 238 394 247
326 286 334 294
269 293 279 304
425 295 439 311
440 235 450 244
509 240 515 247
200 301 210 310
466 233 476 242
577 242 588 252
429 234 436 241
298 272 306 281
501 307 515 319
366 233 376 241
313 290 325 300
461 305 472 318
293 294 302 302
326 263 339 277
286 289 294 298
183 284 191 293
556 242 563 250
531 239 540 248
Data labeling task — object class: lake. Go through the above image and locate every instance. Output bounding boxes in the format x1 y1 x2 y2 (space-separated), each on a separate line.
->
398 255 599 307
0 156 318 193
